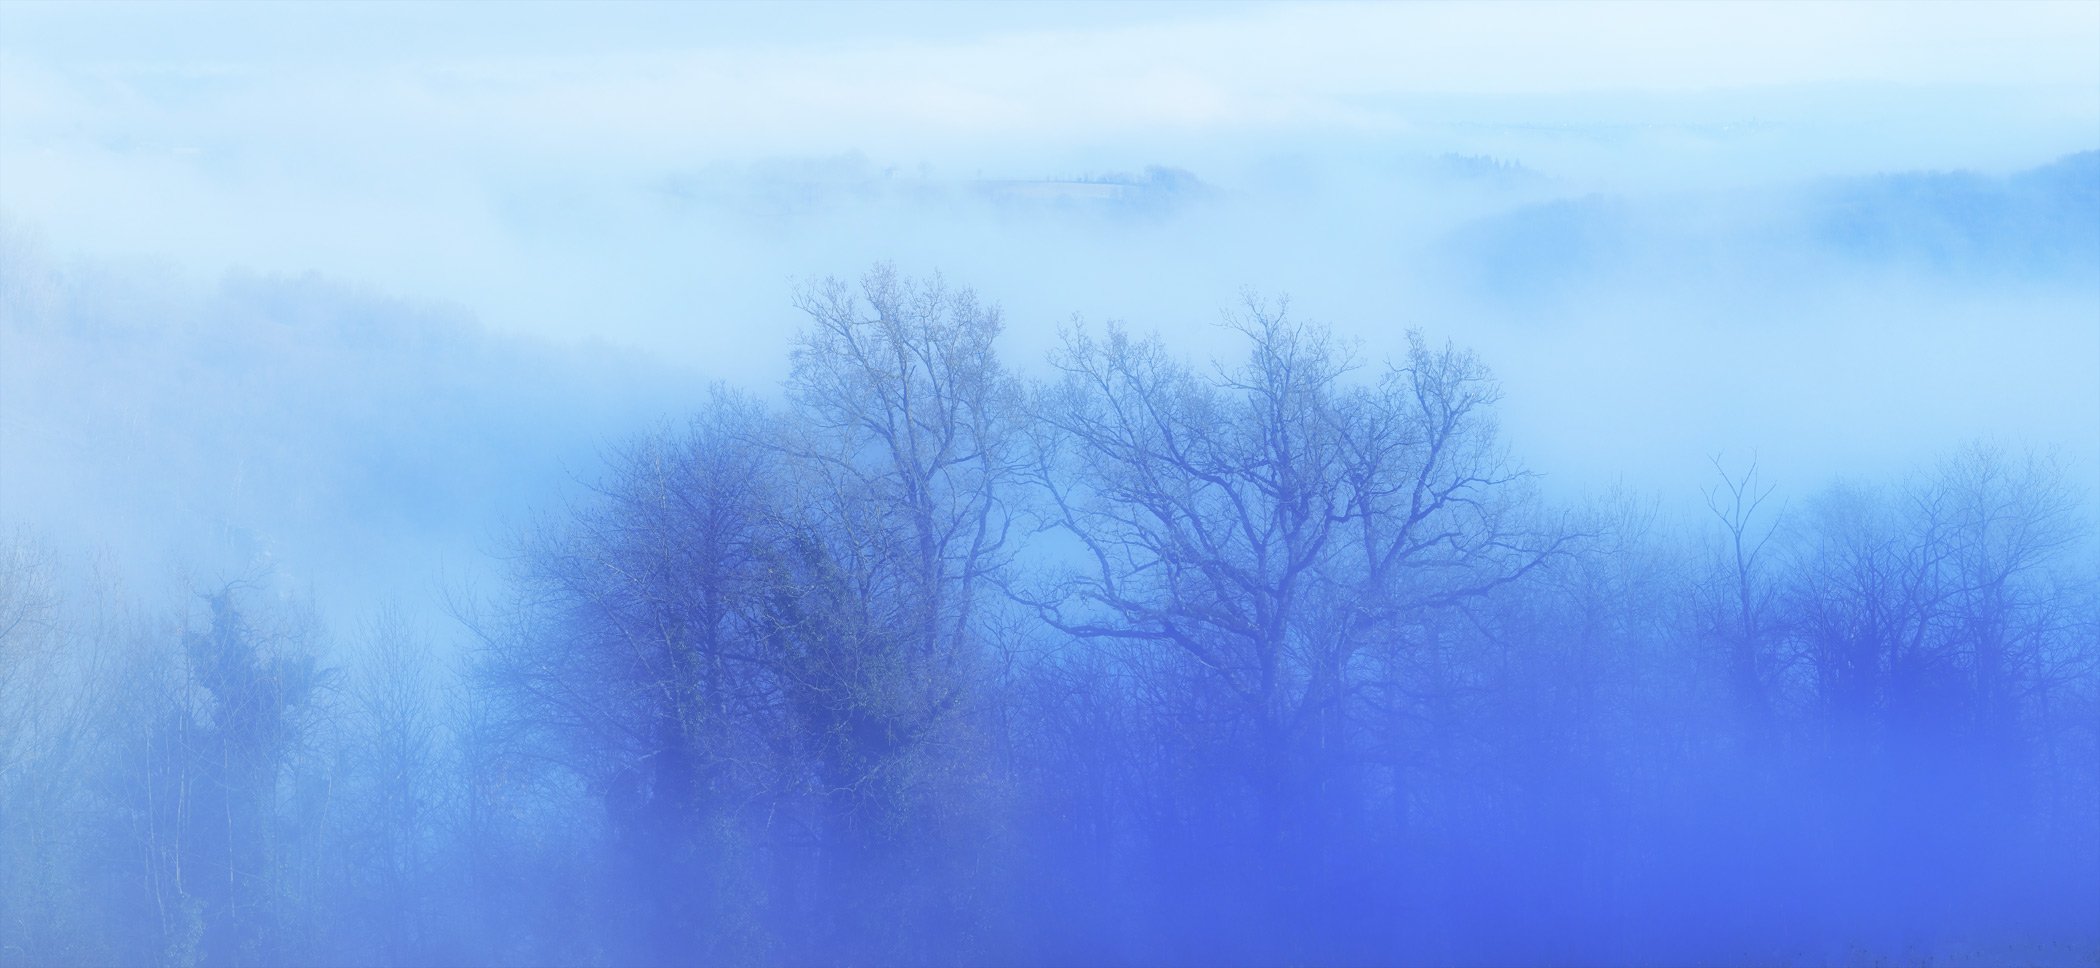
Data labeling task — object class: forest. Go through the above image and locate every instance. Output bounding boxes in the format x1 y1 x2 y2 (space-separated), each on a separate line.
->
6 3 2100 965
2 264 2095 966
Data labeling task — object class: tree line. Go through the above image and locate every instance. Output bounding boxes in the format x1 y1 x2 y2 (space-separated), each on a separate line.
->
2 266 2095 966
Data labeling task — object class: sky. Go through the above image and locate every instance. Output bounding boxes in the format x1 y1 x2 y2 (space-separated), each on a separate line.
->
5 1 2095 330
2 0 2097 560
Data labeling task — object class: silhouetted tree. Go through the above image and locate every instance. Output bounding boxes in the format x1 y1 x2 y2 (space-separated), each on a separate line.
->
766 266 1021 961
1023 302 1571 956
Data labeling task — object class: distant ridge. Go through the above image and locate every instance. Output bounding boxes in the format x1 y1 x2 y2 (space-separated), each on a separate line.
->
1445 150 2100 299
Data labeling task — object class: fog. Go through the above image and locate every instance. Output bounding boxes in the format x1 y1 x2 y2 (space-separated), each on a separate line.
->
2 3 2097 966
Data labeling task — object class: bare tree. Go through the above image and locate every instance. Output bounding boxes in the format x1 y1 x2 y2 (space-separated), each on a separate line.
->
0 528 60 789
766 265 1022 960
341 606 442 964
1701 455 1784 724
781 265 1019 672
1024 303 1572 863
1930 444 2081 749
94 584 331 968
0 529 80 964
1778 444 2093 781
474 266 1025 961
471 392 790 963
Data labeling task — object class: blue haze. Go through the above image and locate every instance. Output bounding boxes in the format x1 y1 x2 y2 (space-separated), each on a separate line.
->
1 3 2097 966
